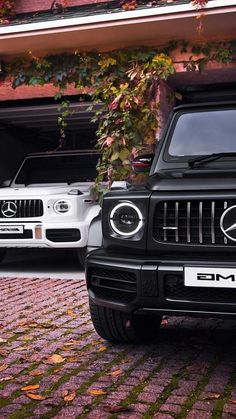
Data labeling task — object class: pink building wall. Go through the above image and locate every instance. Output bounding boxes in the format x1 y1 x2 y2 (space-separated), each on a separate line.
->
16 0 113 14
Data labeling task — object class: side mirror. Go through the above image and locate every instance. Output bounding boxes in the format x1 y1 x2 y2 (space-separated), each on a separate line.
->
131 154 154 173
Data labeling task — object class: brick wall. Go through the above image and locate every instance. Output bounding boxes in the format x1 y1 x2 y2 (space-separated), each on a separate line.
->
16 0 113 14
0 81 79 101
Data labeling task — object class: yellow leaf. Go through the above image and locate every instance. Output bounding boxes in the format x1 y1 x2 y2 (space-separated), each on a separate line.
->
63 340 78 347
0 376 13 382
13 346 29 352
97 346 107 353
29 370 44 377
21 384 40 392
203 393 221 400
23 336 33 341
88 389 107 396
46 354 65 364
26 393 46 401
67 309 76 317
108 369 122 377
67 356 78 363
63 390 76 402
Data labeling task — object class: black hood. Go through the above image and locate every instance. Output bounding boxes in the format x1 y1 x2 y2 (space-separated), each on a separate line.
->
147 171 236 192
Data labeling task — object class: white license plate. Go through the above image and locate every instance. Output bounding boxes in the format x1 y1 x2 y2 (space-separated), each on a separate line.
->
184 267 236 288
0 225 24 234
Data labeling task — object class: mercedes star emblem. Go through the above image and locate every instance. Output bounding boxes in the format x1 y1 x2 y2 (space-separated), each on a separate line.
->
1 201 17 218
220 205 236 241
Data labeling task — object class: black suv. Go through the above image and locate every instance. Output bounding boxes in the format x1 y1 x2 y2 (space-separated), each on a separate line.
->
86 102 236 343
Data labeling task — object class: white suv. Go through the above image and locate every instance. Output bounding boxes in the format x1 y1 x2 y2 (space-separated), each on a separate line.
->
0 149 101 267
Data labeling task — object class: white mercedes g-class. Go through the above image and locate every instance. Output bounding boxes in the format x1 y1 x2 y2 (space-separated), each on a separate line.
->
0 149 100 267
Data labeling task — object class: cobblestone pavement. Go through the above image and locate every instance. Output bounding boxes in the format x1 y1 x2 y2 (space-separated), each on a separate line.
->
1 277 236 419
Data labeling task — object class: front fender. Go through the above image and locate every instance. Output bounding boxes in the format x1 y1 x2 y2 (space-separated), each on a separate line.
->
87 211 103 255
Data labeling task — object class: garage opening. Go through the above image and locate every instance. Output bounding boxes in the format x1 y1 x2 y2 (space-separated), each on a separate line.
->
0 96 99 183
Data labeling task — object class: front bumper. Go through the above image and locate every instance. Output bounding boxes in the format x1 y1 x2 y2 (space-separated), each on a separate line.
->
86 249 236 318
0 221 89 248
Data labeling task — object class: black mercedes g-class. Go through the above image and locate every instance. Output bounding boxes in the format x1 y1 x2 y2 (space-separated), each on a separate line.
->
86 102 236 343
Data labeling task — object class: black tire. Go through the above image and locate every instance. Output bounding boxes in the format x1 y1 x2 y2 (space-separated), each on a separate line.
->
89 298 162 343
0 249 6 263
77 247 87 269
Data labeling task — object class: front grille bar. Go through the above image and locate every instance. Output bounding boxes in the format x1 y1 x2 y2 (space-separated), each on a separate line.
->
153 199 233 246
199 201 203 244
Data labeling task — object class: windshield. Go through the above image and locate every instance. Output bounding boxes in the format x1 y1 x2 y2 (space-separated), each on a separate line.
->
167 108 236 158
14 154 99 185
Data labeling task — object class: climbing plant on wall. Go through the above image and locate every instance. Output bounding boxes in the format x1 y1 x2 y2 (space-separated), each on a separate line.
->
0 0 15 23
6 40 235 189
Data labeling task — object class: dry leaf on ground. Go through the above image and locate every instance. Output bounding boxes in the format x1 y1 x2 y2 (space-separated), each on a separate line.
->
29 370 44 377
26 393 46 401
21 384 40 392
0 338 7 343
63 390 76 402
0 376 13 382
0 364 8 372
46 354 65 364
67 309 76 317
97 346 107 353
13 346 29 352
203 393 220 400
88 389 107 396
108 369 123 377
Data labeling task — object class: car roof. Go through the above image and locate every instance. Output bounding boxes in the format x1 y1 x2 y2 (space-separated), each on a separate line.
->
173 100 236 112
26 149 99 158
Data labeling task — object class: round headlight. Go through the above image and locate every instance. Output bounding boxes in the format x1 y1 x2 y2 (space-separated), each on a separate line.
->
53 200 71 214
110 203 143 236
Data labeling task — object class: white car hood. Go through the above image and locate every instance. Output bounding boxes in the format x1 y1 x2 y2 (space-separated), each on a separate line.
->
0 184 93 197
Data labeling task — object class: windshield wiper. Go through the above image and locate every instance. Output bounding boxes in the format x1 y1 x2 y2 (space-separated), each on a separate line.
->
189 152 236 167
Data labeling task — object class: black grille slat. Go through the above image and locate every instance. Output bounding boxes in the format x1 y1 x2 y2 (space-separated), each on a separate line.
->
90 268 137 303
165 275 236 304
0 200 43 218
153 200 236 246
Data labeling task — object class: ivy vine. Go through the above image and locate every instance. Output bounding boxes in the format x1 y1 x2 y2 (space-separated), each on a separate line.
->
5 39 235 189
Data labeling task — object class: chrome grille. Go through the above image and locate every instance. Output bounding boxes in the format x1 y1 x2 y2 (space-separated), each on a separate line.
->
153 200 235 245
0 200 43 218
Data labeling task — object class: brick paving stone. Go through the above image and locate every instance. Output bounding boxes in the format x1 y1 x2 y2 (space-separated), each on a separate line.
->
186 410 213 418
2 276 236 418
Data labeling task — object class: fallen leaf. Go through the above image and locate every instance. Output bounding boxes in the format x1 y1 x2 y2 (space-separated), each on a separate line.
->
67 309 76 317
0 349 7 356
63 340 79 347
230 400 236 404
46 354 65 364
26 393 46 401
104 405 132 413
0 338 7 343
67 356 78 363
88 389 107 396
13 346 29 352
0 376 13 382
0 364 8 372
108 369 122 377
53 368 63 374
63 390 76 402
29 370 44 377
97 346 107 353
23 336 33 341
21 384 40 392
91 340 103 346
203 393 220 400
